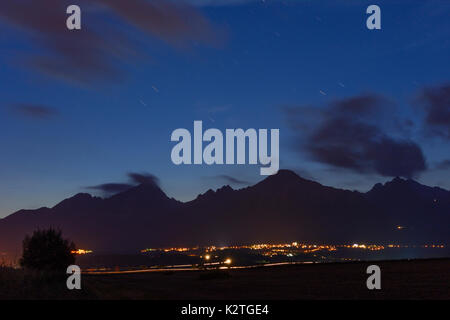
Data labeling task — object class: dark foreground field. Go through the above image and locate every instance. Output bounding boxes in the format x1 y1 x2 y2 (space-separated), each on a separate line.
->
1 259 449 299
84 259 450 300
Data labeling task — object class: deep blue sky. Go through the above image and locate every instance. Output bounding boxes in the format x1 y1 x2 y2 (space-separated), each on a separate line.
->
0 0 449 217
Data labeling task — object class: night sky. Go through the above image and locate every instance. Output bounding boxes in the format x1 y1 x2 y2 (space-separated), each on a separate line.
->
0 0 449 218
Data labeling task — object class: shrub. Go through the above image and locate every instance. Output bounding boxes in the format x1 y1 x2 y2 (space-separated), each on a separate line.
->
20 229 76 272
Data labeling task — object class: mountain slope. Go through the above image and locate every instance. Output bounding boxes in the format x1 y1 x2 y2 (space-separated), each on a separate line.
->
0 170 448 254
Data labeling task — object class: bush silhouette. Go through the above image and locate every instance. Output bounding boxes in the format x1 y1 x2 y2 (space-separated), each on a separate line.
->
20 229 76 272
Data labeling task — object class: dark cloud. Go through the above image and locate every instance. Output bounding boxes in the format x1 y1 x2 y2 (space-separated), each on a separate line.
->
365 137 426 178
86 172 160 196
331 94 384 116
86 183 133 195
11 104 58 119
127 172 160 187
285 94 427 178
436 159 450 170
418 84 450 139
0 0 220 84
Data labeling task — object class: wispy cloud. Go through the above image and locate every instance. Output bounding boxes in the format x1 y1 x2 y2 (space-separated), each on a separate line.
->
10 104 58 119
208 174 250 186
0 0 222 84
85 172 160 196
127 172 160 187
86 183 133 195
181 0 259 7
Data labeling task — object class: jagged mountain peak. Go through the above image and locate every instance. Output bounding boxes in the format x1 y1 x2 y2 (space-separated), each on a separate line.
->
195 185 234 201
52 192 101 211
271 169 301 179
108 183 167 200
367 176 450 202
1 171 449 254
254 169 321 191
217 185 234 193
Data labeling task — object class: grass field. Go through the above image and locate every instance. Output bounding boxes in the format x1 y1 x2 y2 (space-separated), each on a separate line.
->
1 259 449 299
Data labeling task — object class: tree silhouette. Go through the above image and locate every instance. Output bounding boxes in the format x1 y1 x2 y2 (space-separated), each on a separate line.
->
20 229 76 271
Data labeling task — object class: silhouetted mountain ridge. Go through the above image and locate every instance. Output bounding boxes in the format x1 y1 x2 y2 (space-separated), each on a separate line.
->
0 170 448 254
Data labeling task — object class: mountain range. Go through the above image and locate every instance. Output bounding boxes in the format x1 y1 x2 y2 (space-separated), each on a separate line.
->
0 170 449 254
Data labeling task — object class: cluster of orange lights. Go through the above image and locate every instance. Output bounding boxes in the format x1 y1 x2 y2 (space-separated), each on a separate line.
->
141 247 193 253
71 249 93 255
141 241 445 256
